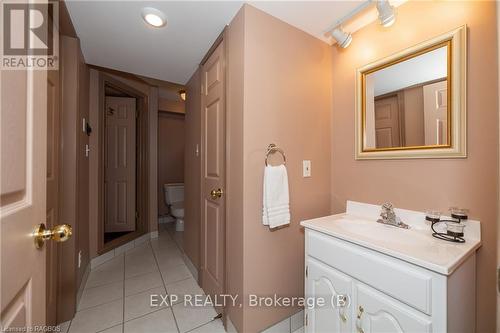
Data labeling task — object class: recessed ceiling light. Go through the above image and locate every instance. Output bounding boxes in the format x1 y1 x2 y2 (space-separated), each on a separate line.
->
331 27 352 48
376 0 396 27
141 7 167 28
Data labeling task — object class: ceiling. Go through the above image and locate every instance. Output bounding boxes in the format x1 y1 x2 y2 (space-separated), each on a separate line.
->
66 1 379 85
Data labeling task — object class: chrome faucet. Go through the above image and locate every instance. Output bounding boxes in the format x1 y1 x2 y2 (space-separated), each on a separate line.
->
376 202 410 229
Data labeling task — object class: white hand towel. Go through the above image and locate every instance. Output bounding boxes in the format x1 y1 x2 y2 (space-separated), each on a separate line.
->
262 164 290 228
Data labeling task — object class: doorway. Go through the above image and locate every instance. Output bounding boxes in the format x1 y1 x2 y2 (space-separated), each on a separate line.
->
97 76 149 254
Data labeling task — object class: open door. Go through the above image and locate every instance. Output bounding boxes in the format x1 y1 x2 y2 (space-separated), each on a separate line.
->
104 96 136 233
0 67 49 328
200 40 226 313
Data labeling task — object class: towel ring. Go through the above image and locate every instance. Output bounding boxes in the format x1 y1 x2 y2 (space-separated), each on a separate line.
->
265 144 286 166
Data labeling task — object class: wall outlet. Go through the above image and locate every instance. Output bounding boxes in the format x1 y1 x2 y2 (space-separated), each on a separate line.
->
303 160 311 177
78 251 82 268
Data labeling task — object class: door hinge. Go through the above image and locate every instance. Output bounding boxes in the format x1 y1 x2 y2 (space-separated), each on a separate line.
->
135 211 139 220
305 265 308 278
498 267 500 293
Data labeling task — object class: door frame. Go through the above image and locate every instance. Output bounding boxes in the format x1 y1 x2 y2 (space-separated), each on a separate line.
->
97 74 149 254
199 28 228 316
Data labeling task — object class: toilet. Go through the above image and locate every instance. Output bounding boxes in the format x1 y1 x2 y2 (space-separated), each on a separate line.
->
163 183 184 231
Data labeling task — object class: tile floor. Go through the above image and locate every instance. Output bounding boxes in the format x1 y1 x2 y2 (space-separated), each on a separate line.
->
62 224 226 333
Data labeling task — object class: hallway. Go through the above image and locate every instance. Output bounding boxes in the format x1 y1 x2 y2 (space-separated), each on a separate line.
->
62 226 225 333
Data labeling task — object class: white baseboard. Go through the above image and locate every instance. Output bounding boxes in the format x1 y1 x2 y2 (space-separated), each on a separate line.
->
182 252 199 282
261 309 304 333
90 231 158 269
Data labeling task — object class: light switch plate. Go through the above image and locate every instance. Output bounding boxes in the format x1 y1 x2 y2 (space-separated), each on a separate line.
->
303 160 311 177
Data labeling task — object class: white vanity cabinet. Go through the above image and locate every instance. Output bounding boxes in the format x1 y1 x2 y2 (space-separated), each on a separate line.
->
302 202 480 333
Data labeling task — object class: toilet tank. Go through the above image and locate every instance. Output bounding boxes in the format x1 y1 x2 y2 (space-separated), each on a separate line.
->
164 183 184 205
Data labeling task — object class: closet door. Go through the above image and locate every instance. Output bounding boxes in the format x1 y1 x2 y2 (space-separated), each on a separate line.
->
354 282 432 333
305 257 352 333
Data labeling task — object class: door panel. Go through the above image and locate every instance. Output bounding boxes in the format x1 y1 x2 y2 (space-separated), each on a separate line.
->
1 66 48 328
423 80 448 145
104 97 136 233
374 95 401 148
306 258 352 333
200 41 225 312
355 283 432 333
46 68 60 325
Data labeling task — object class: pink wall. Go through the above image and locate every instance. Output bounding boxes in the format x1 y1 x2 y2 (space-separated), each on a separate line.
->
330 1 498 331
226 8 246 330
225 5 333 331
157 112 185 216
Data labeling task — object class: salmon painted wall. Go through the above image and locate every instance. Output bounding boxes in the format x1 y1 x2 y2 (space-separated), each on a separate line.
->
183 69 202 270
330 1 498 332
227 5 333 332
226 7 246 330
157 111 185 216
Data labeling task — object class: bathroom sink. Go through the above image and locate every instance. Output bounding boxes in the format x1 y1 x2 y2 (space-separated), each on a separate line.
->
300 201 481 275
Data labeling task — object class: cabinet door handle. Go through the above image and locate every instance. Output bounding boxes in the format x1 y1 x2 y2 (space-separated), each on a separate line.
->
357 305 364 319
356 305 364 333
339 312 347 323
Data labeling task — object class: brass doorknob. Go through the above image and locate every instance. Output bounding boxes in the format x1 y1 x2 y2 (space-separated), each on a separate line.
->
210 188 223 199
33 223 72 249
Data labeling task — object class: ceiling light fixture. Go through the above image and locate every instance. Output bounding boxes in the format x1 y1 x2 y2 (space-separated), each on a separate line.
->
179 89 186 101
376 0 396 27
141 7 167 28
331 27 353 48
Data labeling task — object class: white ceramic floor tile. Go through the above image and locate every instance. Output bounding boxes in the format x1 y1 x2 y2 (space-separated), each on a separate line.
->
69 299 123 333
189 319 226 333
290 310 304 332
171 303 217 333
58 321 71 333
165 277 203 304
86 256 124 288
124 286 168 321
292 327 304 333
124 309 178 333
160 263 192 285
114 241 134 255
78 280 123 311
125 256 159 279
156 253 185 268
125 271 163 296
98 324 123 333
261 317 290 333
91 250 115 269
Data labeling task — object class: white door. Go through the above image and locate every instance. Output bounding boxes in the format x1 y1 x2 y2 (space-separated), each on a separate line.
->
423 80 448 146
354 283 432 333
0 68 48 327
104 97 136 233
305 258 352 333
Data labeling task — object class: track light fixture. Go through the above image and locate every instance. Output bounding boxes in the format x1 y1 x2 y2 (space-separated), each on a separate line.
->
376 0 396 27
331 27 352 49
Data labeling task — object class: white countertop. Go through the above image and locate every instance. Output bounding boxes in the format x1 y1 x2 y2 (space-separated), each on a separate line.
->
300 201 481 275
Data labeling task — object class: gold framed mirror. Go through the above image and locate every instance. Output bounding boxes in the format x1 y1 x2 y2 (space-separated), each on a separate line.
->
355 26 467 159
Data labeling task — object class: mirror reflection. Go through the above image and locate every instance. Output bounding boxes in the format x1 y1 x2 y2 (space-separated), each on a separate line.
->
363 43 450 150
